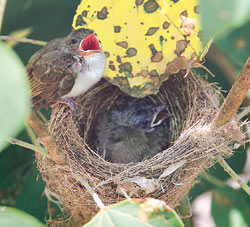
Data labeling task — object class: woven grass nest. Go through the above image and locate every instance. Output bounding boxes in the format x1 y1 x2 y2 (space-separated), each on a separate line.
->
36 72 245 225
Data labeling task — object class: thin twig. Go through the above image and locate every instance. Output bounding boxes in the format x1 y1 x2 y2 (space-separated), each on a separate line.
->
0 0 7 34
75 175 105 210
7 137 48 157
25 123 38 145
37 110 49 124
218 157 250 195
237 106 250 120
0 35 46 46
213 57 250 127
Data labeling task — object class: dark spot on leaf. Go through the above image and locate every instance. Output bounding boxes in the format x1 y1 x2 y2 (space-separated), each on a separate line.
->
109 65 116 71
151 51 163 62
170 0 179 3
116 41 128 49
175 40 190 56
162 21 170 29
81 10 88 17
119 62 132 73
198 31 202 39
150 69 159 76
114 26 121 33
97 7 108 20
145 27 159 36
104 52 110 58
75 15 86 27
194 5 200 14
109 60 114 64
144 0 159 13
135 0 144 6
149 44 157 55
126 48 137 57
117 55 122 63
180 10 188 17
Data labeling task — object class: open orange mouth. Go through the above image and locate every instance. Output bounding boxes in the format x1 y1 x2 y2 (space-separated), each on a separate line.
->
79 34 100 55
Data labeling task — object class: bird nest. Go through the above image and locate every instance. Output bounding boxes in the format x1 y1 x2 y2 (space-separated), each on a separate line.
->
36 72 244 225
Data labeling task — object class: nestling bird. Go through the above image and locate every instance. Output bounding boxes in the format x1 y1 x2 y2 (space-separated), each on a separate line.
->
95 98 172 164
26 28 106 111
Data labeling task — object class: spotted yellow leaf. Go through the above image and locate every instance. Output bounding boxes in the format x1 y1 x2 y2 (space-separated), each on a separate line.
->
73 0 209 97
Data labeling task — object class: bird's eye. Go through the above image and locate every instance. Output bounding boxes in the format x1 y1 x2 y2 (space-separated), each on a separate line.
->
71 39 78 44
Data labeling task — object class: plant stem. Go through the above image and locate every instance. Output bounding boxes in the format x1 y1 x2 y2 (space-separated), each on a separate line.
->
211 57 250 195
25 123 38 145
0 0 7 34
237 106 250 120
218 157 250 195
37 110 49 124
7 137 48 157
212 57 250 127
0 35 46 46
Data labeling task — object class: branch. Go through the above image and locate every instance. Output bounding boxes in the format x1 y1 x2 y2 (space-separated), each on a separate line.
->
212 57 250 127
0 0 7 33
7 137 48 157
25 123 38 145
218 157 250 195
211 57 250 195
0 35 46 46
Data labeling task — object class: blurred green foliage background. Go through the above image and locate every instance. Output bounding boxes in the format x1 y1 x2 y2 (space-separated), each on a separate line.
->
0 0 249 226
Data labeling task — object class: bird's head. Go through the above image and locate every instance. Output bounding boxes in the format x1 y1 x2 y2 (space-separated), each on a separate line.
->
111 101 172 132
66 28 102 56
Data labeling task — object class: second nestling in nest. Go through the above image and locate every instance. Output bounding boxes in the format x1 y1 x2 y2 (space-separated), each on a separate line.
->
91 96 172 164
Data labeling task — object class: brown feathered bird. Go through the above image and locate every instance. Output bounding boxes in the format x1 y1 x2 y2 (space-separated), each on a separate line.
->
26 28 106 110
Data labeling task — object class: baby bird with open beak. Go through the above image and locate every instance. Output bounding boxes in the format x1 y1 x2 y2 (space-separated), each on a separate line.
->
27 28 106 111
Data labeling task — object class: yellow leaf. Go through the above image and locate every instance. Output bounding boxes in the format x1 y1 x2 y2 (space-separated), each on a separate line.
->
73 0 209 97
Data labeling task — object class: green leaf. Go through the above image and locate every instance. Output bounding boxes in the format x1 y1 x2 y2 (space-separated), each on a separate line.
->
84 198 184 227
0 206 45 227
0 144 60 222
200 0 250 45
211 185 250 227
0 41 30 151
216 21 250 70
16 165 48 221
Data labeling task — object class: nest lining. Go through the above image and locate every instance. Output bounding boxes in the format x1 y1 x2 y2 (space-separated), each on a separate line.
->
37 72 244 225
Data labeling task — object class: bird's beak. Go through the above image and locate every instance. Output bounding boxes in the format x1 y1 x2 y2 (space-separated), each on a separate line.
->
151 106 172 128
79 33 101 56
